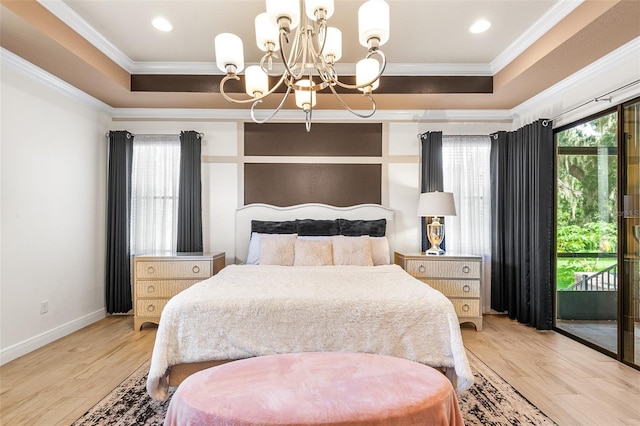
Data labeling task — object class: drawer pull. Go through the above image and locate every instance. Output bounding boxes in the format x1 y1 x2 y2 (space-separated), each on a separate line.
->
462 304 470 312
462 266 470 274
147 285 155 294
147 266 155 274
418 265 426 273
146 305 155 313
192 265 200 274
463 284 470 293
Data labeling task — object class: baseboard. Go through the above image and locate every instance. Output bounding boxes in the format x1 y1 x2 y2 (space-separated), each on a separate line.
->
0 309 106 366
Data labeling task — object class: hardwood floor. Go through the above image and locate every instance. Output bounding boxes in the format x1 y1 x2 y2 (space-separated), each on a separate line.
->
1 314 639 425
0 316 156 425
462 315 640 425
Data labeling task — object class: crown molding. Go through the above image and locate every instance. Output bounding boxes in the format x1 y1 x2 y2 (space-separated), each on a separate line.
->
0 47 113 114
110 107 513 123
490 0 584 74
511 36 640 126
37 0 135 71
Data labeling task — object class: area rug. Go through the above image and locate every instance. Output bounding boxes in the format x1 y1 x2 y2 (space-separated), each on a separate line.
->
73 352 556 425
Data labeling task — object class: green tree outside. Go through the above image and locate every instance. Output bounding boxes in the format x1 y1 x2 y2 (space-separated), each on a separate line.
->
556 112 618 289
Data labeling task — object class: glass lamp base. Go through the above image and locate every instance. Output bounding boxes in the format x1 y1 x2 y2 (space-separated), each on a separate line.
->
425 245 445 255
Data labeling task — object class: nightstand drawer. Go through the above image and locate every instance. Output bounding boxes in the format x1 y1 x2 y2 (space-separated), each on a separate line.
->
405 259 481 279
450 299 481 317
136 260 211 279
427 279 480 297
135 280 202 298
135 299 168 317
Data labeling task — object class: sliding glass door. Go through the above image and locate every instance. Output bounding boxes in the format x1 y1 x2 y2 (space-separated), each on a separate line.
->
555 111 619 354
555 98 639 369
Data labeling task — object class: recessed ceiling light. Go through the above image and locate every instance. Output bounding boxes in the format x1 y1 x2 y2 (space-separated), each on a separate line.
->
152 17 173 32
469 19 491 34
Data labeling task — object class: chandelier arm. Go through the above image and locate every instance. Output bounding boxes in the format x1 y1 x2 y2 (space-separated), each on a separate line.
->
327 84 377 119
278 28 305 81
250 85 293 124
219 73 289 104
305 107 312 132
332 50 388 91
308 19 328 62
218 74 260 104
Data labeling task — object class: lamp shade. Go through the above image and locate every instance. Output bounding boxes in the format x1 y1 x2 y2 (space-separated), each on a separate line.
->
356 58 380 91
323 27 342 63
215 33 244 73
255 12 280 52
295 79 316 109
358 0 390 47
417 192 457 217
245 65 269 97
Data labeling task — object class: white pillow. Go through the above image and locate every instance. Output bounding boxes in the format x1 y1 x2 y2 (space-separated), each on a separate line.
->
294 238 334 266
247 232 299 264
246 232 261 264
370 236 391 265
259 234 297 266
331 236 374 266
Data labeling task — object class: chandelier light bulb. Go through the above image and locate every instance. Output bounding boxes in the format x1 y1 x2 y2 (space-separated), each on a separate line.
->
323 27 342 63
358 0 390 48
255 12 280 52
215 33 244 73
356 58 380 91
305 0 335 21
266 0 301 30
245 66 269 98
295 79 317 110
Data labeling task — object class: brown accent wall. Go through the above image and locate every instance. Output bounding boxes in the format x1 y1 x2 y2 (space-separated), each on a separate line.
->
244 123 383 206
244 163 382 207
245 122 382 156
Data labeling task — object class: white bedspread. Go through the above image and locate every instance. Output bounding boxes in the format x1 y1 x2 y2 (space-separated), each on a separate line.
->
147 264 474 401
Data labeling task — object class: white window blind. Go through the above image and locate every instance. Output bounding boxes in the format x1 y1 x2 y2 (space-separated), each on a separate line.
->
130 135 181 255
442 135 491 256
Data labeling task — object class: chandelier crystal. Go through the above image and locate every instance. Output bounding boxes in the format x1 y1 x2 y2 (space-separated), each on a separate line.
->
214 0 390 131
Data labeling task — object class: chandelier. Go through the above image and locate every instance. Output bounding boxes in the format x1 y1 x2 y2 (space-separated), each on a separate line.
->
214 0 390 131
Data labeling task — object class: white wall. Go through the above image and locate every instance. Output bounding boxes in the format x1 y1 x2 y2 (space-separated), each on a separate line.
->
0 57 111 364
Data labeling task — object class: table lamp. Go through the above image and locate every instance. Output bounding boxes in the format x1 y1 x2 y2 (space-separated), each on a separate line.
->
417 191 457 255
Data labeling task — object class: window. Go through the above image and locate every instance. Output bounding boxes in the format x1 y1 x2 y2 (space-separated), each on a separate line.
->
442 135 491 255
130 135 181 255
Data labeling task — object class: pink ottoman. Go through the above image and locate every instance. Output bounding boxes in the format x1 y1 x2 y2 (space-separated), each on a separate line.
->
164 352 464 426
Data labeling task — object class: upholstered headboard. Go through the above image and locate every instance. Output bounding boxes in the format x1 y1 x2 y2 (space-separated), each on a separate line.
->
235 203 395 264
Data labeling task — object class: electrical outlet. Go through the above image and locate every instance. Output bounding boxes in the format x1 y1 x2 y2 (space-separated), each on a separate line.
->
40 300 49 314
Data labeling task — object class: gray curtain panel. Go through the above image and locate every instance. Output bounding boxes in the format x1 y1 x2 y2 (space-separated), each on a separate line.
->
105 131 134 314
176 131 203 253
420 131 444 252
490 119 554 330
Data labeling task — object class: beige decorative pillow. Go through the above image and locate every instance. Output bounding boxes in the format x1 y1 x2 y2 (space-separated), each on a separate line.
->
331 236 374 266
370 236 391 265
259 234 297 266
294 238 334 266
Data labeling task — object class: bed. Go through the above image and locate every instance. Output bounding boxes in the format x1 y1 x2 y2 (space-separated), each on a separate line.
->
147 203 474 401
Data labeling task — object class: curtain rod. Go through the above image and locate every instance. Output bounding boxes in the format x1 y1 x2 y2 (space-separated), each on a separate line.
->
105 132 204 138
542 79 640 126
